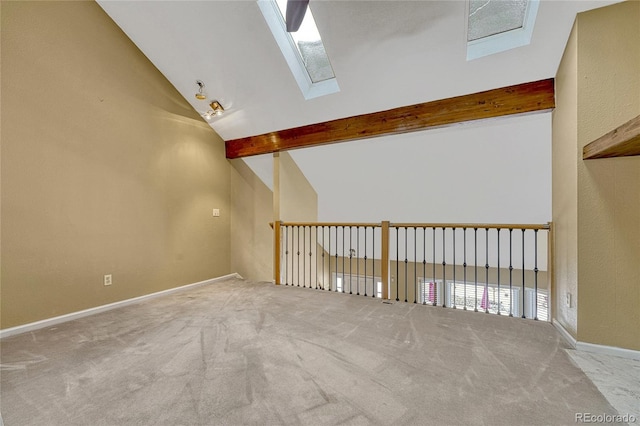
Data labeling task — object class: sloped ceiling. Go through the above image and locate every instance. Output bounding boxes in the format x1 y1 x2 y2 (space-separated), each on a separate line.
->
96 0 618 142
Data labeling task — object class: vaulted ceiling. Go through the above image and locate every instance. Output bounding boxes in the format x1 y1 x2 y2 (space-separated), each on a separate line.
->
97 0 618 143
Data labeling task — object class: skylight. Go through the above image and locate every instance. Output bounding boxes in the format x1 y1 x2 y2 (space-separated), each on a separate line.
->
466 0 539 60
274 0 334 83
258 0 339 99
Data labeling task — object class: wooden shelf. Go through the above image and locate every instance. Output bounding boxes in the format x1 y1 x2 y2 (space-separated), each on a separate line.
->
583 114 640 160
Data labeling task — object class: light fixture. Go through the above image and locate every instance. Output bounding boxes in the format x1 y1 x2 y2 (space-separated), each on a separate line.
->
195 80 206 100
195 81 225 120
209 100 225 115
202 101 225 121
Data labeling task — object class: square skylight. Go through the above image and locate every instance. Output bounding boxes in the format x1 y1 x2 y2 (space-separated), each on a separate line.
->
258 0 339 99
467 0 539 60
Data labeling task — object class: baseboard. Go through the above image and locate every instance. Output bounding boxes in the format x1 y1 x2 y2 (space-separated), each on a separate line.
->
553 319 640 360
553 319 577 348
0 273 241 339
575 341 640 361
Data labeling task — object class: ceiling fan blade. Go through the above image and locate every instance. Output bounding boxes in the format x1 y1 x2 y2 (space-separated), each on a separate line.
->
286 0 309 32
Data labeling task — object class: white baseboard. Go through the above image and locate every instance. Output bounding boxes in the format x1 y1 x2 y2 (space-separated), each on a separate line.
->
553 319 577 348
575 341 640 361
554 319 640 361
0 273 241 339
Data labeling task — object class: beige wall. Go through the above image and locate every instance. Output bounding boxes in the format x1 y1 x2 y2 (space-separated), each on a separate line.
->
1 1 231 328
576 1 640 350
552 21 579 337
230 159 273 281
277 152 318 223
553 1 640 350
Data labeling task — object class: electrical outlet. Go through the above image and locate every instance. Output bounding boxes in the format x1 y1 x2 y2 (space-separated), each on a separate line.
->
566 292 571 308
104 274 112 286
212 208 220 217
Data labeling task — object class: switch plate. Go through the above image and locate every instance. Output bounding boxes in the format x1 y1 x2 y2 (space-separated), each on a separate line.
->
104 274 112 286
212 209 220 217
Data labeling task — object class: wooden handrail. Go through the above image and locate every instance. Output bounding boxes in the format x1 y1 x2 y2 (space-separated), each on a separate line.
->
390 223 550 230
278 222 382 228
275 221 550 230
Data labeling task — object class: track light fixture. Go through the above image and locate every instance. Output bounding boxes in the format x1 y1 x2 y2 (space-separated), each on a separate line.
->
203 100 225 120
195 80 225 120
209 101 224 115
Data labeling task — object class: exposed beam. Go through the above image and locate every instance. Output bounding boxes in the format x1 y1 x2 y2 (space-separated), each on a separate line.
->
583 114 640 160
225 79 555 159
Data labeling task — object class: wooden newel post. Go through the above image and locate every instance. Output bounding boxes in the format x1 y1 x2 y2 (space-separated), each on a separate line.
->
381 221 390 299
274 221 281 285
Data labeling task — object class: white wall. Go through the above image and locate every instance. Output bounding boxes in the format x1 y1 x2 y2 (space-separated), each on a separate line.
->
289 112 552 224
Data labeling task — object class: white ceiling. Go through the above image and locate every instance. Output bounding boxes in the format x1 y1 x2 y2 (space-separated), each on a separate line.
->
97 0 617 142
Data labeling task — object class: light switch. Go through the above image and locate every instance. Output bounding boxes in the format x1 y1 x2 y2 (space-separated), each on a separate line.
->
213 209 220 217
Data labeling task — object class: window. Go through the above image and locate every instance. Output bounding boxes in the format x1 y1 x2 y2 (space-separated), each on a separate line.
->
448 280 521 315
419 279 547 320
258 0 339 99
332 273 381 297
418 280 444 306
466 0 539 60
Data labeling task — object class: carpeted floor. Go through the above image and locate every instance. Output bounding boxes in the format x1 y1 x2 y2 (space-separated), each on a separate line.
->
0 277 619 425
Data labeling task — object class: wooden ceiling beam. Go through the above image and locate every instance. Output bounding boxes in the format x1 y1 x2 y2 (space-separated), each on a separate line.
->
583 114 640 160
225 78 555 159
